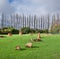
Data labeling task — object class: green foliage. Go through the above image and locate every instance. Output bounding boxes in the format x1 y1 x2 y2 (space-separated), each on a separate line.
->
20 27 31 34
20 27 48 34
12 29 19 34
0 27 49 34
0 27 19 34
51 24 60 34
30 28 35 33
35 29 40 33
43 29 49 33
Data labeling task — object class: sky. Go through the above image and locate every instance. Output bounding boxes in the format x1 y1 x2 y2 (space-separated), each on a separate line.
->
0 0 60 15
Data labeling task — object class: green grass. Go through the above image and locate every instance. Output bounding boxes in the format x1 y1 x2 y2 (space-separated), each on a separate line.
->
0 34 60 59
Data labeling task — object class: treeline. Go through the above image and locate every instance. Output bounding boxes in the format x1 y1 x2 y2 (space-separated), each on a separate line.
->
0 13 60 32
0 27 48 34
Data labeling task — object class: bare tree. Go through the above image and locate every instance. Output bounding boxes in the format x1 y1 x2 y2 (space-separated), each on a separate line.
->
24 16 26 27
22 14 24 27
10 14 13 27
34 15 36 29
42 16 45 30
41 16 43 30
47 15 50 31
16 14 19 29
52 14 56 25
1 13 5 28
57 13 60 21
38 17 40 29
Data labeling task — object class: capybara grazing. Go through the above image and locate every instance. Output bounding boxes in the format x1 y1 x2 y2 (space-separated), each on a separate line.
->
25 43 32 48
37 33 41 39
19 32 22 35
8 33 12 36
16 46 21 50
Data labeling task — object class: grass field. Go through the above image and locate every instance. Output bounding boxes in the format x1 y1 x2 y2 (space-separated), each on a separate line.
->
0 34 60 59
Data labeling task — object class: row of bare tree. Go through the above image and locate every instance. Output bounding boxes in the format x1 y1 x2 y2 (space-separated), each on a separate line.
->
0 14 60 31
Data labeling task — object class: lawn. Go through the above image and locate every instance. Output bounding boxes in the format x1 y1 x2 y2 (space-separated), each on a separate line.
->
0 34 60 59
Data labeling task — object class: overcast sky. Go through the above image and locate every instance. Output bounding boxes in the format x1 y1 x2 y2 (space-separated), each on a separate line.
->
0 0 60 15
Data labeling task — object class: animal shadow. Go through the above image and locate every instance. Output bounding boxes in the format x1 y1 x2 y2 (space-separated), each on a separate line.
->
21 48 26 51
0 36 6 38
31 46 39 48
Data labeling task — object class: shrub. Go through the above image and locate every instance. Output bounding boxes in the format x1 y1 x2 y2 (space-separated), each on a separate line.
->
20 27 49 34
35 29 40 33
35 29 48 33
12 29 19 34
20 27 31 34
50 20 60 34
43 29 48 33
51 24 60 34
30 28 35 33
0 27 19 34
